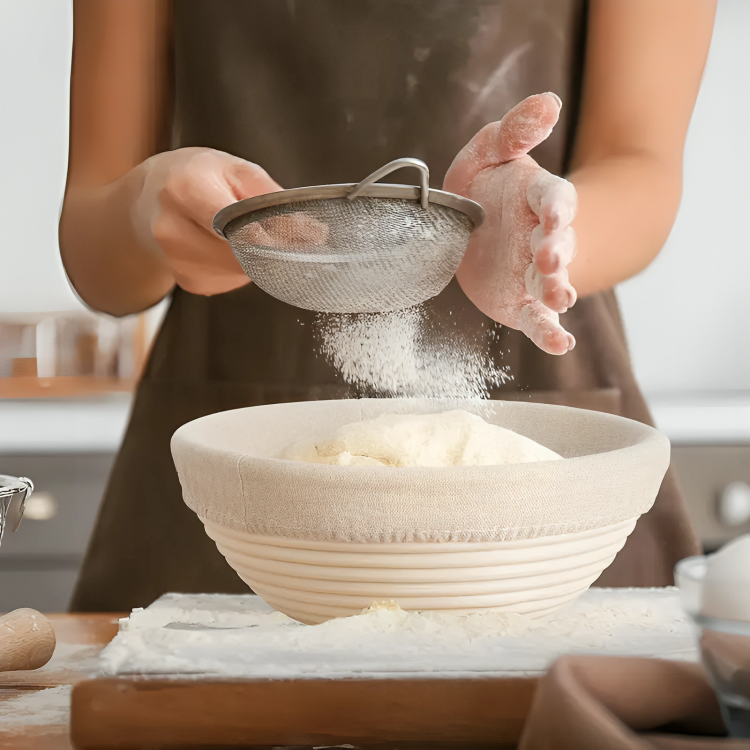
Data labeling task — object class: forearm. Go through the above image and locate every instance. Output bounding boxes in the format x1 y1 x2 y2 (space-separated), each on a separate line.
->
59 169 175 317
564 0 715 298
567 153 682 297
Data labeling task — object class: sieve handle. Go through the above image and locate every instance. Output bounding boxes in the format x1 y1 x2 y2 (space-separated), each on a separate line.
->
348 158 430 210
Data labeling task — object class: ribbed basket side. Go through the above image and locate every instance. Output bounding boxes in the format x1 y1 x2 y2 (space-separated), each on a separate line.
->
251 583 594 625
202 518 636 624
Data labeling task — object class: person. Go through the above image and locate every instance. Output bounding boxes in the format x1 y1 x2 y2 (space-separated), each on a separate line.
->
60 0 717 612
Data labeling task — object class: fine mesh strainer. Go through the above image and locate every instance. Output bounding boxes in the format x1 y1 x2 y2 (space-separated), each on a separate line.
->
0 474 32 545
213 158 485 314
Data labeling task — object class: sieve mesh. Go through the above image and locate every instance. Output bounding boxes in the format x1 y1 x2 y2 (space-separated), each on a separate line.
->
224 197 474 314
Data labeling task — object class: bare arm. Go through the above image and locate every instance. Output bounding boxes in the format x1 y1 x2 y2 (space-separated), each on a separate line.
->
60 0 174 314
59 0 278 316
568 0 717 295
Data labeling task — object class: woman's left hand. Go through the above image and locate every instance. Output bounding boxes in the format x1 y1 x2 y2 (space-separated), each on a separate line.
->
444 93 578 355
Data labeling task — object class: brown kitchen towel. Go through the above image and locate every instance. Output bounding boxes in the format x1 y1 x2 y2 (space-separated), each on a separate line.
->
517 655 750 750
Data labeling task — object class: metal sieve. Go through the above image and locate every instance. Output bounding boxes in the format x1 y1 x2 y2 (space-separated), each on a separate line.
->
0 474 32 545
213 158 485 314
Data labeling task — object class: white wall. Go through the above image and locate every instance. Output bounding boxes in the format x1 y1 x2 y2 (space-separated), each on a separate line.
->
617 0 750 396
0 0 747 395
0 0 78 313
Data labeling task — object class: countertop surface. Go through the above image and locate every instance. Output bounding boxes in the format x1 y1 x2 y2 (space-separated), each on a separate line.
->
0 396 132 454
0 589 699 748
3 392 750 455
0 613 121 750
647 392 750 445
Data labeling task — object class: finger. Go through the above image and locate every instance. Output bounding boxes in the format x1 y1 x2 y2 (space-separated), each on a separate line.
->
525 263 577 313
527 170 577 232
498 92 562 159
165 153 280 232
531 225 576 275
241 213 330 249
162 166 239 233
443 92 562 197
156 214 251 296
517 300 576 355
155 211 242 272
228 159 283 201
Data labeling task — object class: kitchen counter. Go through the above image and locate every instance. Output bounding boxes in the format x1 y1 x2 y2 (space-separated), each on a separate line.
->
648 392 750 445
0 589 712 750
0 611 539 750
0 589 699 749
0 396 132 455
0 613 121 750
3 392 750 456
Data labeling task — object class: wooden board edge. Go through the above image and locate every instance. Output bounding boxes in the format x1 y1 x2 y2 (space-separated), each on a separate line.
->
70 676 538 749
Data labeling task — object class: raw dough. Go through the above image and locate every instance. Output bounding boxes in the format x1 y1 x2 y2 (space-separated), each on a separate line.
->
287 410 562 467
702 534 750 622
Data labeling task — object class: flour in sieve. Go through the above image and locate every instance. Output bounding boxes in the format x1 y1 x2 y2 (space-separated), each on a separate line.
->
313 306 510 399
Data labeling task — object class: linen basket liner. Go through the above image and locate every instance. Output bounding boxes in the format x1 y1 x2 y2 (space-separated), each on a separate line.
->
171 399 669 544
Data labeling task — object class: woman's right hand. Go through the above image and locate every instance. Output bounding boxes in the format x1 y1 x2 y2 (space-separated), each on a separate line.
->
131 147 282 296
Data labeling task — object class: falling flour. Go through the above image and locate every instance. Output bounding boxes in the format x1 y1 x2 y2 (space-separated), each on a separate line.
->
314 306 510 400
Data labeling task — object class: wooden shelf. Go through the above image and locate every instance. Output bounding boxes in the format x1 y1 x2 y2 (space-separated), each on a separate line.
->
0 377 136 399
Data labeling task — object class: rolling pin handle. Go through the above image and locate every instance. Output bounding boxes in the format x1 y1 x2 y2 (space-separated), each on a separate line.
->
0 608 56 672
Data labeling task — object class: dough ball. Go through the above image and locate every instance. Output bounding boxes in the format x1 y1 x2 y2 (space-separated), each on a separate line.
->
287 410 561 467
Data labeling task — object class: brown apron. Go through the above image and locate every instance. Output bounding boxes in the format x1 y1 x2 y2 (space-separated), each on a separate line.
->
71 0 699 613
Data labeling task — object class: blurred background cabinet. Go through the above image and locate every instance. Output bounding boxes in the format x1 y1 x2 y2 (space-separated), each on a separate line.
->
0 453 116 611
0 396 130 611
672 446 750 552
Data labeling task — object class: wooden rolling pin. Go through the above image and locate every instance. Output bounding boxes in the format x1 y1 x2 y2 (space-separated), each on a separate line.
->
0 608 56 672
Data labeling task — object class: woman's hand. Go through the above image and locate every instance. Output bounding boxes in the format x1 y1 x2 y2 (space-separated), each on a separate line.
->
444 94 578 355
132 147 282 296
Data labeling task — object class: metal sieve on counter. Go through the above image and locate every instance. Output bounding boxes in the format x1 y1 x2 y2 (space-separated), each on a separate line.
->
213 158 485 314
0 474 33 545
0 474 58 675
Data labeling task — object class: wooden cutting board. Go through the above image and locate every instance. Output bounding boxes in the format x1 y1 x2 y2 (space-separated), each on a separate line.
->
70 675 537 749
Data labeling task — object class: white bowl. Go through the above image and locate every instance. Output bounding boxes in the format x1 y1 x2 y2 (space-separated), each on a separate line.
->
172 399 669 624
675 555 750 738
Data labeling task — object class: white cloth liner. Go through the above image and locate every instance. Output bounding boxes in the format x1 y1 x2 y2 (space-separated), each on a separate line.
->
171 399 669 544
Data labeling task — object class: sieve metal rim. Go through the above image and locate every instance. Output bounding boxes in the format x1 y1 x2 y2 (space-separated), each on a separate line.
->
212 183 486 239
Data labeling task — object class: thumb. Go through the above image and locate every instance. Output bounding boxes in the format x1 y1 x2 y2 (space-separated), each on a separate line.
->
443 92 562 198
227 159 283 202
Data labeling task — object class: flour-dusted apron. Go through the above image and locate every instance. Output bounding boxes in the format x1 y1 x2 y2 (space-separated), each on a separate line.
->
71 0 699 612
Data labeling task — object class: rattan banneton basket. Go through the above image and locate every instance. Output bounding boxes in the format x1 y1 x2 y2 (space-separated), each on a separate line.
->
172 399 669 624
